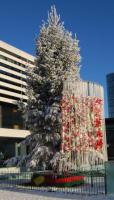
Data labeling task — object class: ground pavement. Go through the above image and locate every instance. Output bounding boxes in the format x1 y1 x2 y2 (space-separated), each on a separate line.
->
0 189 114 200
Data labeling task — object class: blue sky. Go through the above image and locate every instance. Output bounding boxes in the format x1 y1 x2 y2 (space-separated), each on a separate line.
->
0 0 114 117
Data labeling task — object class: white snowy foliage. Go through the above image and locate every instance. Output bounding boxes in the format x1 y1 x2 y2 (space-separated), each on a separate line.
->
18 6 81 171
4 156 21 167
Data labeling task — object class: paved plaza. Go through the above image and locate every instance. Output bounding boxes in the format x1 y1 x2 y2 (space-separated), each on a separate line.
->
0 189 114 200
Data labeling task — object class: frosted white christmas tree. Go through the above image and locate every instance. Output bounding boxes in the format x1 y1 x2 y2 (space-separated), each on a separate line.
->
17 6 107 172
18 6 81 171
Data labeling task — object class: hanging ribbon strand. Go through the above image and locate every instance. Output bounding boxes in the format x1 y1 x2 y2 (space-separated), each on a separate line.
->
59 80 107 172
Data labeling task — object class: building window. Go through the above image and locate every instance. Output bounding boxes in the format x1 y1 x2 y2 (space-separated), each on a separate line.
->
17 146 21 156
26 145 30 155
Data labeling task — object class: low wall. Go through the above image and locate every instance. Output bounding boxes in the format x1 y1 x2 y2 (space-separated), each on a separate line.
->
0 167 20 173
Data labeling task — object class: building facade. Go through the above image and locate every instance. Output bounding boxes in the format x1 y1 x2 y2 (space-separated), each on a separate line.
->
105 118 114 160
107 73 114 118
0 40 34 161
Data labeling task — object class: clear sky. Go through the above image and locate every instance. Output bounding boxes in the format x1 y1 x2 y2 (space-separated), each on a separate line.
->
0 0 114 117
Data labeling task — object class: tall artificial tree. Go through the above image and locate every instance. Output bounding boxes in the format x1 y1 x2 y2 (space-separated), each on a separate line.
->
20 6 81 170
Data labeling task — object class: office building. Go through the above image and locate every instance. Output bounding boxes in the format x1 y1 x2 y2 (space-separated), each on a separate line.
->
107 73 114 118
106 73 114 160
0 40 35 160
105 118 114 160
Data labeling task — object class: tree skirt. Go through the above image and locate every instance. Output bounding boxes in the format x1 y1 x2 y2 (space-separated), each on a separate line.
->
32 173 85 187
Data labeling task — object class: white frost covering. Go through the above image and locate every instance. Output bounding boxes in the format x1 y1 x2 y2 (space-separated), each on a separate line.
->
13 6 81 171
4 156 21 167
